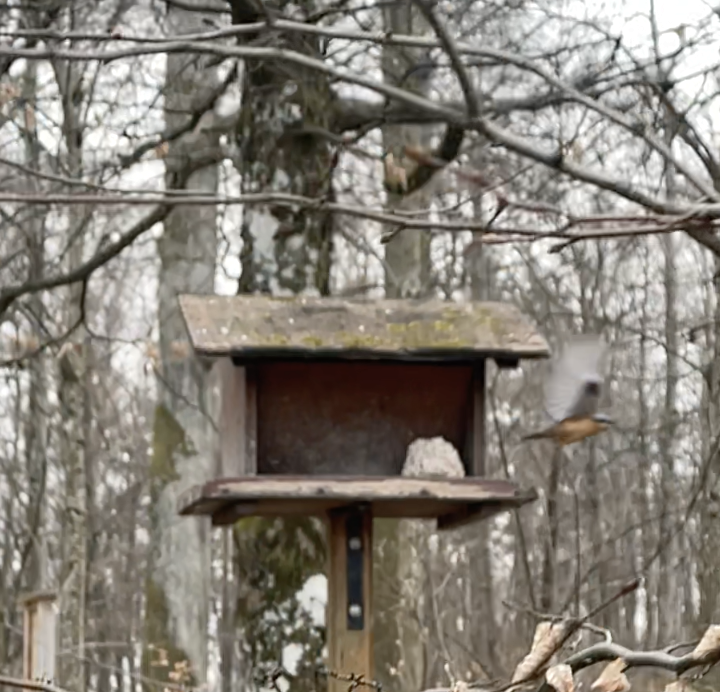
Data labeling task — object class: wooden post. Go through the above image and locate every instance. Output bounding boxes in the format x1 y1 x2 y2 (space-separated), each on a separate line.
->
327 505 373 692
464 360 486 476
19 591 57 683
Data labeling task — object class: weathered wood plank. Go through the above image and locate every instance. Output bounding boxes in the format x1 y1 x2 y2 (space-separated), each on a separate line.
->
215 359 257 477
176 476 537 527
217 360 247 476
183 475 522 502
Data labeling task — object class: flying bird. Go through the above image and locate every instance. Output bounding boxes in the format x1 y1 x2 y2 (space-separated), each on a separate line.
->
523 334 613 447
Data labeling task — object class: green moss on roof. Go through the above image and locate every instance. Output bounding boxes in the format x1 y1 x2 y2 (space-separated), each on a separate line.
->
178 294 549 359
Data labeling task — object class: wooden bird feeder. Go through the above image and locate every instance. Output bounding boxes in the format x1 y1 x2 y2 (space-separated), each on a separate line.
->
176 294 549 690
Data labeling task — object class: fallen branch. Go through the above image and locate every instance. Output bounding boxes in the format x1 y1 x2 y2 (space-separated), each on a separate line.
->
535 625 720 692
502 578 641 690
411 632 720 692
562 637 720 677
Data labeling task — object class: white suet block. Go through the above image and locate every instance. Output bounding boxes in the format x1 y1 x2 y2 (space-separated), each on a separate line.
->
401 437 466 479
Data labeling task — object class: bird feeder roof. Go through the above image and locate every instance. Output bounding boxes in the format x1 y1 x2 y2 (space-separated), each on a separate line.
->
178 294 549 362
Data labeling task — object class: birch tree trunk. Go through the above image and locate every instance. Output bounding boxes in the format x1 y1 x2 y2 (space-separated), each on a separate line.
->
143 1 221 686
637 250 656 648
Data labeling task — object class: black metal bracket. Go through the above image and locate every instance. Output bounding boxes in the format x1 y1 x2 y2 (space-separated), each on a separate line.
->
345 506 368 631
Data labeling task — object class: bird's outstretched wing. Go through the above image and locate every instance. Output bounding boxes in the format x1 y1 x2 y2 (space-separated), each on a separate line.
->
544 334 607 422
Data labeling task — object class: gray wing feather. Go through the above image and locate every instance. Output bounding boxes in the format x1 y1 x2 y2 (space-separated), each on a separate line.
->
544 334 607 422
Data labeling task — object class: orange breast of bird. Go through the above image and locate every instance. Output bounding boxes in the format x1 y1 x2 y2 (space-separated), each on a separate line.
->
556 417 607 446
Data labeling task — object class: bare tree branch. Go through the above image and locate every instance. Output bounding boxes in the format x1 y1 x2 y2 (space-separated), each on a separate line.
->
0 41 464 129
561 639 720 677
0 203 166 319
4 34 719 232
411 0 479 118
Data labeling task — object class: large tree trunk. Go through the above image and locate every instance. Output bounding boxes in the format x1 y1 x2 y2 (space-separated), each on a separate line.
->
57 335 89 692
54 13 91 684
380 7 432 302
0 5 60 669
374 5 433 691
19 58 48 597
143 1 221 687
232 0 334 296
226 3 335 690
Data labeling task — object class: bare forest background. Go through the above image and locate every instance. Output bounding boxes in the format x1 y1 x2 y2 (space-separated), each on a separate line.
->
2 1 720 692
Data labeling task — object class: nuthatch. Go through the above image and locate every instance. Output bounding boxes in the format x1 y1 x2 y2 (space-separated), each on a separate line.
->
523 334 613 447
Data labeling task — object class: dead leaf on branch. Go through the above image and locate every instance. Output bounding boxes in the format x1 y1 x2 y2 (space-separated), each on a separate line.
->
546 664 574 692
0 81 20 108
24 103 36 132
154 141 169 159
383 152 409 194
511 621 567 683
149 646 170 668
590 658 630 692
664 681 696 692
168 660 193 684
691 624 720 661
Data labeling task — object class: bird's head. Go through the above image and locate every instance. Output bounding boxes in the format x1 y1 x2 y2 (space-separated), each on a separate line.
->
592 412 614 429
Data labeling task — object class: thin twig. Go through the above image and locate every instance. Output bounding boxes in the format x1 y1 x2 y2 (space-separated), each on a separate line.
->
502 600 613 643
317 667 384 692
